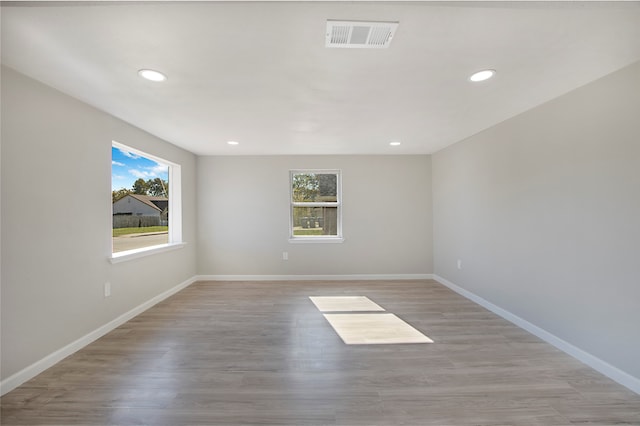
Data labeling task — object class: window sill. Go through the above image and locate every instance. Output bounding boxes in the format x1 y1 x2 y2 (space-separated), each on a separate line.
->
289 237 344 244
110 242 186 264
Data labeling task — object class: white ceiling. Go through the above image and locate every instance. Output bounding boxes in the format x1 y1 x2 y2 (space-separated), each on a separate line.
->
2 1 640 156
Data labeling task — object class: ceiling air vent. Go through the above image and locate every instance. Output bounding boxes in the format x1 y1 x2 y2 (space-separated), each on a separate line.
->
326 20 399 49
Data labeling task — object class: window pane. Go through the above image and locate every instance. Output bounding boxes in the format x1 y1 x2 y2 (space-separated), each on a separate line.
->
292 173 337 202
112 145 169 253
292 206 338 236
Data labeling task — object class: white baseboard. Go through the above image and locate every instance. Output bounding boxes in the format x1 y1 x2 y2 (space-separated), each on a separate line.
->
432 274 640 395
1 276 198 396
196 274 433 281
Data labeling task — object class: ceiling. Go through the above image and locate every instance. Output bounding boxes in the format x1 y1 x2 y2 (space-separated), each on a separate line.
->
2 1 640 156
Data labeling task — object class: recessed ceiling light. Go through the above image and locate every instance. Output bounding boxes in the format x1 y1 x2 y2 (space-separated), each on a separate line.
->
138 69 167 82
227 141 239 146
469 69 496 82
389 141 401 146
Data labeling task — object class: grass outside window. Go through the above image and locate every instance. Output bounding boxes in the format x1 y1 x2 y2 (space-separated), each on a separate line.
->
112 226 168 237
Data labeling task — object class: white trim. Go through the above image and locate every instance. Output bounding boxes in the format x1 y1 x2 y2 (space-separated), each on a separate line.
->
289 237 345 244
109 242 186 264
111 140 183 253
1 276 198 396
168 163 182 244
432 274 640 396
291 202 339 207
196 274 433 281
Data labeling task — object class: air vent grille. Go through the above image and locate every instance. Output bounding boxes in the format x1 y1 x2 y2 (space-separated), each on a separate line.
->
326 20 399 49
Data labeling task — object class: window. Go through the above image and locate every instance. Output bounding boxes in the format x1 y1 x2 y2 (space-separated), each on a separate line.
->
111 141 183 261
290 170 342 242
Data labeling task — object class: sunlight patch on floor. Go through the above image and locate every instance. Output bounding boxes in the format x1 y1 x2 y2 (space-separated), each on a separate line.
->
323 313 434 345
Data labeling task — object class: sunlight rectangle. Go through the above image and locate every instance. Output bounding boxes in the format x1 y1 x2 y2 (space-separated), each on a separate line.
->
323 313 433 345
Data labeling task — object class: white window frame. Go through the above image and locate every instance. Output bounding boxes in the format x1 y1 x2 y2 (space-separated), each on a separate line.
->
110 141 185 263
289 169 344 243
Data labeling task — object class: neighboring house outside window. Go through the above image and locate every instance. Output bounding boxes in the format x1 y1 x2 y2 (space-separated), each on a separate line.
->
112 194 168 225
290 170 343 243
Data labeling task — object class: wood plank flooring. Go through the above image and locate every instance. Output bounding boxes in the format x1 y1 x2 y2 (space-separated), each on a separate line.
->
2 279 639 425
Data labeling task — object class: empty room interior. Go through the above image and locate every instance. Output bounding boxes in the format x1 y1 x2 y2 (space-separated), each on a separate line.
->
1 1 640 425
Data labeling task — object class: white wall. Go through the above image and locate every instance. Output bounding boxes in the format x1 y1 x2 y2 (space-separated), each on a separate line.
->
0 67 197 381
197 155 432 277
432 61 640 381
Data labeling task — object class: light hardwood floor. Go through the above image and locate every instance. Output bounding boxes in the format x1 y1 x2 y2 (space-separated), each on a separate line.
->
2 280 639 425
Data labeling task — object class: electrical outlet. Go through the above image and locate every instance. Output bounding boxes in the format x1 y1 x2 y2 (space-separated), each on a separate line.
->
457 259 462 270
104 282 111 298
282 251 288 261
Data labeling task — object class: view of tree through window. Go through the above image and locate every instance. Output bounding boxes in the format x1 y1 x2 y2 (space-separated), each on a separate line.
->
112 144 170 253
291 171 341 238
